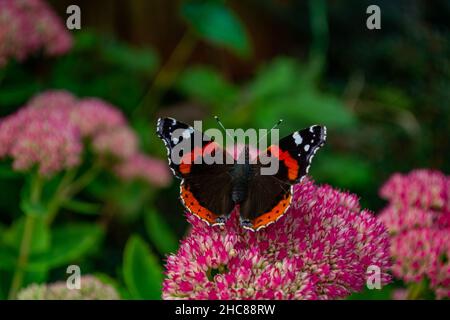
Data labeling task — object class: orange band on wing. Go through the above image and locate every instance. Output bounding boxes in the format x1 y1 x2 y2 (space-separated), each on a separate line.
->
251 192 292 230
181 184 218 224
179 142 216 174
268 146 299 181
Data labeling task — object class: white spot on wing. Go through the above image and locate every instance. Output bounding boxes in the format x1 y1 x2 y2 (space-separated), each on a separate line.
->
292 132 303 145
304 144 310 151
182 128 194 139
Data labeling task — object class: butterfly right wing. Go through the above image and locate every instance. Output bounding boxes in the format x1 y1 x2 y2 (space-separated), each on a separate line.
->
239 125 326 231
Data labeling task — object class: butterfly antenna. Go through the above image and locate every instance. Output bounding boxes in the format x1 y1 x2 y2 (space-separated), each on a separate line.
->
214 116 234 140
258 119 283 145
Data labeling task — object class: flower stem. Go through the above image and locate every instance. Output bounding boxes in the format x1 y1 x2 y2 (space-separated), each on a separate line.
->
66 164 101 197
45 168 78 225
406 279 428 300
46 165 101 225
8 174 43 299
133 30 197 118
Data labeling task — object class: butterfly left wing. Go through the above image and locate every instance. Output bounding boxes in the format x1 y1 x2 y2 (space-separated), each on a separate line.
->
157 117 235 226
239 125 327 231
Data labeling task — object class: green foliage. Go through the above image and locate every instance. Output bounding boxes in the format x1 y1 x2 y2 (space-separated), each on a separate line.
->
123 235 164 300
347 286 395 300
0 221 103 272
0 162 21 179
28 224 104 270
181 1 251 57
246 58 357 131
60 199 101 215
176 66 239 109
3 217 50 256
313 154 375 189
145 209 179 255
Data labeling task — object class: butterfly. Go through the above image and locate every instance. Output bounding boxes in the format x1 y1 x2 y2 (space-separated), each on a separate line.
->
156 117 326 231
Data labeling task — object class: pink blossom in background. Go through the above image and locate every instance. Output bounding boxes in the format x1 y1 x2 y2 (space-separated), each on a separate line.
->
0 0 72 67
70 99 126 137
0 91 81 175
379 169 450 299
0 90 171 186
163 179 391 300
27 90 77 111
380 170 449 211
115 153 172 187
92 126 138 160
10 110 82 175
392 289 408 300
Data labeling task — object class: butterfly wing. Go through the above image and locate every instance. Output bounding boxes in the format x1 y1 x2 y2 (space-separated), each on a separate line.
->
239 125 327 231
157 117 235 225
239 174 293 231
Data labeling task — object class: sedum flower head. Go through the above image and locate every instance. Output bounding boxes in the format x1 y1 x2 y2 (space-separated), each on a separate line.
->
17 276 120 300
92 126 138 160
0 90 171 184
115 153 172 187
70 98 126 137
163 179 391 300
0 91 82 175
379 169 450 299
0 0 72 67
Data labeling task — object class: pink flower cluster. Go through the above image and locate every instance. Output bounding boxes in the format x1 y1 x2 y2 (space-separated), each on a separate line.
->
115 154 172 187
0 90 171 187
0 0 72 67
163 179 391 300
379 170 450 299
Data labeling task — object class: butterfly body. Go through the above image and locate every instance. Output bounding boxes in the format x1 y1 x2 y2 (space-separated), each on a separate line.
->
230 146 253 204
157 117 326 231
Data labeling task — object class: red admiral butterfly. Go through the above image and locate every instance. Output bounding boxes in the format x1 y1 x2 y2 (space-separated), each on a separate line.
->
157 117 326 231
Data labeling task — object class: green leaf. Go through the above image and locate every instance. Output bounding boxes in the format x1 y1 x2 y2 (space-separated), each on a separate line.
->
123 235 163 300
61 199 101 215
181 1 251 57
0 161 21 179
19 175 47 217
177 66 238 107
249 58 356 130
0 81 41 106
0 248 17 271
145 210 179 255
3 216 50 255
19 199 47 217
248 58 307 100
313 153 375 189
0 216 50 273
94 273 131 300
102 42 159 74
28 223 104 270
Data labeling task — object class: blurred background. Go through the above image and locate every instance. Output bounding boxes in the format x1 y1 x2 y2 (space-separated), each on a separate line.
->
0 0 449 299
